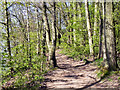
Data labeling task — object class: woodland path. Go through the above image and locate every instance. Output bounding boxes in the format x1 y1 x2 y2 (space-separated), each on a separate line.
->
42 49 119 89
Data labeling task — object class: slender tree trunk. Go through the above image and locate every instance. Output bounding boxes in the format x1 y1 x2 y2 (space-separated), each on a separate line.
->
113 2 119 68
70 3 73 45
43 2 51 66
85 0 94 59
98 3 103 59
67 6 71 45
94 0 98 37
5 1 14 77
43 2 50 57
35 7 40 55
58 10 61 46
73 2 77 47
41 19 46 56
26 5 31 63
94 1 99 55
50 2 57 67
5 1 11 60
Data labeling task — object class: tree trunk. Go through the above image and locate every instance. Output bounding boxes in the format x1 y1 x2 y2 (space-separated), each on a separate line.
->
43 2 50 61
113 2 119 68
94 0 98 37
98 3 103 59
5 1 14 77
58 10 61 46
5 1 11 60
43 2 57 67
26 4 31 63
35 7 41 55
51 2 57 67
85 0 94 58
41 18 46 56
102 1 117 71
102 1 109 70
106 1 117 70
73 2 77 47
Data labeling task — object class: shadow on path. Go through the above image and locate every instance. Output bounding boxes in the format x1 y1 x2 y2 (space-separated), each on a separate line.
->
43 49 119 89
58 63 88 69
77 79 101 90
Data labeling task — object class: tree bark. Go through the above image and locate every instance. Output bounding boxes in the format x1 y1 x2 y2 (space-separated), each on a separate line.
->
102 1 109 70
94 0 98 37
58 9 61 46
43 2 57 67
98 3 103 59
35 7 41 55
5 1 14 77
113 2 119 68
5 1 11 60
85 0 94 58
106 1 117 70
41 18 46 56
102 1 117 71
26 4 31 63
73 2 77 47
51 2 57 67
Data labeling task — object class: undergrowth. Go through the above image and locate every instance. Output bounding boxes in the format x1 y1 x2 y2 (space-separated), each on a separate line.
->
94 58 120 80
1 56 49 89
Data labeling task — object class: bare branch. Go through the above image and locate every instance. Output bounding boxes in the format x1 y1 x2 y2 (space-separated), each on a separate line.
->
0 21 7 25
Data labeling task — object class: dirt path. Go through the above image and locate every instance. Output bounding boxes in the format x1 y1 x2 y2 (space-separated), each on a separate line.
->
42 49 119 89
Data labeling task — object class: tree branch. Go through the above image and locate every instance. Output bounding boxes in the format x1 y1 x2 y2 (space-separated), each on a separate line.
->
0 21 7 25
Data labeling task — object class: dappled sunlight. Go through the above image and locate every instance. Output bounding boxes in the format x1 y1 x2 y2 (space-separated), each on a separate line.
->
42 49 119 89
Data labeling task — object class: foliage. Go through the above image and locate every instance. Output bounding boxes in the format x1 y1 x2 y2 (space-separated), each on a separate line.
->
95 58 120 79
60 38 90 61
1 1 120 89
1 52 48 88
94 59 109 78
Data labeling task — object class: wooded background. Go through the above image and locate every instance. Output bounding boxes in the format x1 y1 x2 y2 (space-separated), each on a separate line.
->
0 0 120 88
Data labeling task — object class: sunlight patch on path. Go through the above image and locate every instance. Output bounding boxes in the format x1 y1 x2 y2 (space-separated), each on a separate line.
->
43 49 119 89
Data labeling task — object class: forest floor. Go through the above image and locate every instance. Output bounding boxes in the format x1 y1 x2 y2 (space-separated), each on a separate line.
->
41 49 120 89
